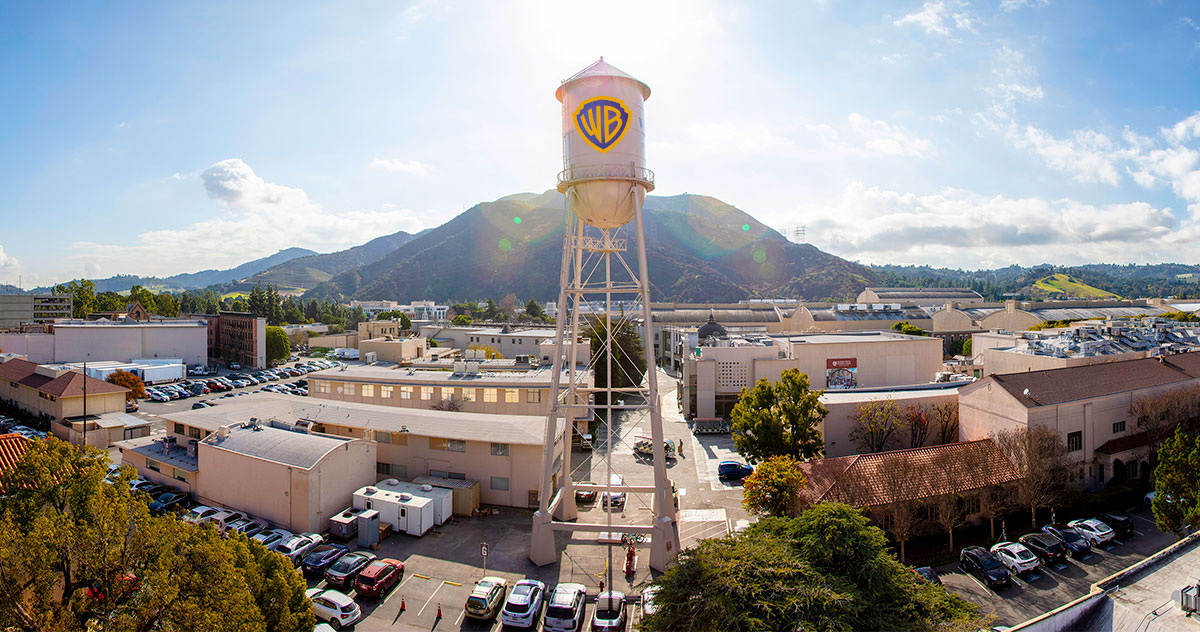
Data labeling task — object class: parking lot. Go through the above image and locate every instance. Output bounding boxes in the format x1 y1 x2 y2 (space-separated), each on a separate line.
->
938 508 1177 627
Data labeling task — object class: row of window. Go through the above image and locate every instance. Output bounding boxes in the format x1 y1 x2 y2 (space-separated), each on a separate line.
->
1063 421 1130 453
323 381 542 404
144 459 189 483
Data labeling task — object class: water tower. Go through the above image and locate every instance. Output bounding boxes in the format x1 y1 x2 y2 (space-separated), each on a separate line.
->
530 59 679 573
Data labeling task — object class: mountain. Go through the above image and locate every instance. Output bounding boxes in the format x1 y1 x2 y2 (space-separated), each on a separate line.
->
1030 273 1120 299
235 229 415 291
0 284 25 295
303 191 878 302
872 263 1200 301
34 248 318 294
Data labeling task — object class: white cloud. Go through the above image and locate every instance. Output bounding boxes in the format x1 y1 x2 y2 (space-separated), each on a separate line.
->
1012 126 1124 185
846 113 935 157
805 182 1180 267
0 245 16 270
66 159 425 278
894 1 975 36
1000 0 1049 12
369 158 431 176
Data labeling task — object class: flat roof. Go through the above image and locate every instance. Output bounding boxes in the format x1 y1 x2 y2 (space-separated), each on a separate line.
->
820 383 966 404
311 364 590 386
160 393 547 445
781 331 936 344
117 436 199 472
203 423 353 470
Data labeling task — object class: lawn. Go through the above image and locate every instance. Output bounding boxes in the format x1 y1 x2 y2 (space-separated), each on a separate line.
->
1032 273 1120 299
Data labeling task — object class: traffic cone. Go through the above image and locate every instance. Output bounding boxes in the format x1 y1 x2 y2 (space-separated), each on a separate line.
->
400 595 405 611
436 603 442 619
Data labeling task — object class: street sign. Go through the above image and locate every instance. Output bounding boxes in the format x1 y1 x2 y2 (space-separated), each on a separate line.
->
481 541 489 558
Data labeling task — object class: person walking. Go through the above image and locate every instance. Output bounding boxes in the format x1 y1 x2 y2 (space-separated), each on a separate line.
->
677 438 685 459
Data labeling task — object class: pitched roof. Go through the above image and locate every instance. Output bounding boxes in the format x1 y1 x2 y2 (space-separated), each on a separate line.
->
0 358 127 398
203 423 353 470
977 353 1200 408
799 440 1021 507
1095 429 1157 456
0 433 33 493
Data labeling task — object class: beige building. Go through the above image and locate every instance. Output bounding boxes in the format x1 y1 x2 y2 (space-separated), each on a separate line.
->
118 420 376 533
359 319 409 340
358 336 429 364
418 324 590 362
957 354 1200 488
153 393 557 508
856 287 985 306
818 385 963 457
0 294 72 329
681 331 944 419
0 319 208 366
0 358 127 421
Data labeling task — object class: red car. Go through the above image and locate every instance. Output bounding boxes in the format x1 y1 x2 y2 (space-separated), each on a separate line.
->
353 558 404 598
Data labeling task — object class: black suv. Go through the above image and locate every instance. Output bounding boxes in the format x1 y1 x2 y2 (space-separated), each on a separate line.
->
1018 532 1067 563
960 546 1011 589
1097 512 1135 539
1042 524 1092 557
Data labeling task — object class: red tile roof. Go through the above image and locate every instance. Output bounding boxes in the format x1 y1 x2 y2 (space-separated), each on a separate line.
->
967 353 1200 408
0 433 33 493
1095 429 1156 456
0 358 127 398
799 439 1021 508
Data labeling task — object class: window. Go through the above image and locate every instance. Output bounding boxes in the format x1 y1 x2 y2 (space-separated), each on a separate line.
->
400 386 413 400
393 464 408 478
491 476 510 491
463 388 476 402
1096 464 1105 483
505 389 519 403
189 427 201 440
377 431 391 444
345 383 356 395
1067 431 1082 452
146 460 161 473
317 381 330 394
381 385 393 399
449 472 466 480
527 389 541 404
429 469 448 478
377 462 391 475
447 439 466 452
173 469 188 483
173 422 185 434
420 386 433 401
483 389 497 403
491 443 509 456
430 438 448 451
1113 420 1126 434
362 384 375 397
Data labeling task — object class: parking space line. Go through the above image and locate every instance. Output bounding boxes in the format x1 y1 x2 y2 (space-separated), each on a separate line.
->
416 580 444 617
1131 514 1158 527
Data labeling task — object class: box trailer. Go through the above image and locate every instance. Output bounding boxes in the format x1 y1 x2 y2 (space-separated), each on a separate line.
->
371 479 453 525
353 485 434 536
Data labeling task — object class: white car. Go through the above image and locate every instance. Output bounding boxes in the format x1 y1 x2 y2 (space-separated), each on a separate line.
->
227 518 269 539
147 390 170 402
1069 519 1115 546
209 509 248 534
500 579 546 628
275 533 323 565
990 542 1041 575
251 528 294 550
600 473 626 509
306 588 361 629
543 582 587 632
592 591 627 631
182 505 220 525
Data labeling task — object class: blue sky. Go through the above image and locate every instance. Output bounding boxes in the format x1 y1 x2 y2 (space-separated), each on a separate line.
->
2 0 1199 286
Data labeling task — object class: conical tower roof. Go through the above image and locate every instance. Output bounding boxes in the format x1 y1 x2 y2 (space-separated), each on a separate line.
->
556 57 651 101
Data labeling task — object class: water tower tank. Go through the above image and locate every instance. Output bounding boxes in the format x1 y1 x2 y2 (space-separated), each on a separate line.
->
556 58 653 229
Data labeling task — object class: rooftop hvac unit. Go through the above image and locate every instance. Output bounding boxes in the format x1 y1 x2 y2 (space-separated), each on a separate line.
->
1174 584 1198 613
452 361 467 374
870 303 885 311
855 304 868 311
466 362 480 374
187 439 198 458
837 304 851 311
384 478 400 486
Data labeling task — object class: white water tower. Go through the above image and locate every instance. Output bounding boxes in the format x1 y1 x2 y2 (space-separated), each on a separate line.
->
531 59 679 574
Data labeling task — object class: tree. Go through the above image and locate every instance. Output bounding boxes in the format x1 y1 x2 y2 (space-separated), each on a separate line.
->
994 425 1079 525
431 396 463 412
52 279 97 318
930 401 960 446
730 369 827 464
962 337 973 356
106 370 145 401
641 504 983 632
905 405 930 448
1151 425 1200 536
927 449 966 552
154 292 180 317
499 293 518 317
741 455 807 517
854 453 924 563
891 320 927 336
483 298 500 320
452 314 472 326
265 326 290 365
849 397 906 453
375 311 412 330
128 285 158 315
524 299 545 320
583 316 646 403
0 438 314 631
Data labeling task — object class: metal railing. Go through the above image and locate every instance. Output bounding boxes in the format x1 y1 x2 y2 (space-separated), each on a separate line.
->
557 164 655 191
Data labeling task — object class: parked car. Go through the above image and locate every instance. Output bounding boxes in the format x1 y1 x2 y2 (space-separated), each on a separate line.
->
226 518 269 539
959 546 1011 589
1068 518 1115 546
574 488 597 504
1042 524 1092 557
275 533 323 566
543 583 587 632
131 480 166 498
500 579 546 628
717 460 754 482
250 528 293 550
990 542 1041 575
591 591 627 631
191 401 210 409
324 551 376 589
125 401 139 413
353 558 404 598
182 505 221 525
464 576 508 621
147 390 170 402
1097 512 1135 539
1018 532 1067 564
601 474 626 509
306 588 361 630
228 362 241 370
911 566 942 585
209 509 248 534
148 491 190 515
302 544 348 576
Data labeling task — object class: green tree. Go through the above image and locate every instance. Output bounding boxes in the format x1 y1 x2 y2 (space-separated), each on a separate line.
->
641 503 982 632
849 397 906 453
891 320 927 336
53 279 97 318
524 299 545 319
1151 425 1200 535
96 291 126 312
128 285 158 314
583 316 647 403
731 368 827 464
265 326 290 365
105 369 144 401
962 337 973 356
452 314 472 326
375 311 412 330
154 291 180 317
741 455 807 517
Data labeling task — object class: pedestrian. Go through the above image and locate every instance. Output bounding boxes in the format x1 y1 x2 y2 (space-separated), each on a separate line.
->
678 438 685 459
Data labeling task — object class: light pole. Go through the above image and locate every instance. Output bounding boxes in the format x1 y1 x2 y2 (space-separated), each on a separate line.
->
82 353 90 447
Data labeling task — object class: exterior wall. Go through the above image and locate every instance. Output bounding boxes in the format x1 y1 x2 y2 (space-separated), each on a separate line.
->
0 295 72 329
359 338 427 363
308 333 358 349
820 390 959 457
214 313 267 369
0 379 123 421
118 450 195 494
983 348 1147 376
786 306 934 333
49 324 207 366
980 307 1043 332
308 376 574 419
931 308 980 333
359 320 409 340
0 333 55 363
318 424 541 508
196 438 376 533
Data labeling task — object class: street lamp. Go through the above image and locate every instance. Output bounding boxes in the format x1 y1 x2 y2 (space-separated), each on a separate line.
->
82 353 90 447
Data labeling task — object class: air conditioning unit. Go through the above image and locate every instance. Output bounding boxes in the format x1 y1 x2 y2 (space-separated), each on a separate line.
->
1174 584 1198 613
187 440 198 458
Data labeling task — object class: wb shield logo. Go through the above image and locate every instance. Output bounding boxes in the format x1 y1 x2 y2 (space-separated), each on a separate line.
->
574 97 630 153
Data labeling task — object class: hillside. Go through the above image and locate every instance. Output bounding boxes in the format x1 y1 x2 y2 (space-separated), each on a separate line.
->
303 191 878 302
873 263 1200 300
234 229 415 291
1030 273 1120 299
35 247 318 293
